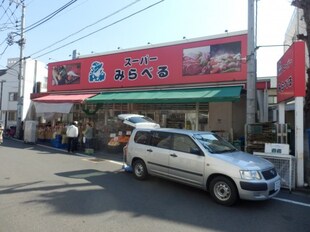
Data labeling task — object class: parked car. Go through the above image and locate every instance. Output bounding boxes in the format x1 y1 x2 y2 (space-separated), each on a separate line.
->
118 114 160 128
124 128 281 206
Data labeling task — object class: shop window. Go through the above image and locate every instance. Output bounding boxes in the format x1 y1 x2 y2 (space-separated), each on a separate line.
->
9 92 18 101
8 111 17 120
167 113 185 129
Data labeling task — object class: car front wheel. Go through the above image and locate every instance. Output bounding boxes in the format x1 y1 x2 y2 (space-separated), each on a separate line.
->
133 159 148 180
209 176 238 206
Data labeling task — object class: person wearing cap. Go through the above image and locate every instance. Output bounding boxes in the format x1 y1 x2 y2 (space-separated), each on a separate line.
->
66 121 79 153
0 124 3 144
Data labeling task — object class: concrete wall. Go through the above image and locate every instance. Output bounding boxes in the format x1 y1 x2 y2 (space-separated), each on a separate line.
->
232 95 246 139
207 102 232 141
207 95 246 141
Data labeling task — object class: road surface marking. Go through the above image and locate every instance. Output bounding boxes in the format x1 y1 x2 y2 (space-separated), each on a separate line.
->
273 197 310 207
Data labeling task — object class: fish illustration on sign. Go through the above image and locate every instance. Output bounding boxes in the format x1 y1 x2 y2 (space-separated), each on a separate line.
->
89 61 106 82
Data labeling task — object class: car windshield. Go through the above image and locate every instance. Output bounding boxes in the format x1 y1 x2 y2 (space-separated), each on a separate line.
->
127 116 155 124
194 133 237 154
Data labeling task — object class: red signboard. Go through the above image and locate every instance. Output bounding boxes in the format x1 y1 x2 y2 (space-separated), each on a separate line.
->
277 41 305 103
48 33 247 92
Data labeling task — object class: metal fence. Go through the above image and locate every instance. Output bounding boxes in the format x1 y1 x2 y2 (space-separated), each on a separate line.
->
254 152 296 191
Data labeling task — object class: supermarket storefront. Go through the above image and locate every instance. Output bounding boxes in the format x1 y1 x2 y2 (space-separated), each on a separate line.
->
31 30 248 148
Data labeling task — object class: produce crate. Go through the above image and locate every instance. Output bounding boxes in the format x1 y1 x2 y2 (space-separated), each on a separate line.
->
85 148 94 155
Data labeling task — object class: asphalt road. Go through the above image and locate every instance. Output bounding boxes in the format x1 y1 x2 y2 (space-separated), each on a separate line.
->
0 138 310 232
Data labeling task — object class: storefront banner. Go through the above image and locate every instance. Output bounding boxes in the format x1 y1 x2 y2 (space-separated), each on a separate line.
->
34 102 73 114
48 32 247 92
277 41 305 103
32 93 96 103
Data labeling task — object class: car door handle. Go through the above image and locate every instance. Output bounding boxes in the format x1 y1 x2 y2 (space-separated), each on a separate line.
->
147 149 153 152
170 153 178 157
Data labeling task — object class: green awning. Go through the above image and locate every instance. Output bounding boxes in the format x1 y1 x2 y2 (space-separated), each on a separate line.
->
86 86 242 104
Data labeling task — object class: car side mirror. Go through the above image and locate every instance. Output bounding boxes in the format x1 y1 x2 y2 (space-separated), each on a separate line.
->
190 148 203 155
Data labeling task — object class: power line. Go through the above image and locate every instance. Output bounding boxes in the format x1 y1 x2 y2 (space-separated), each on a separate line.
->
4 2 18 24
0 1 17 25
0 0 77 61
25 0 77 33
30 0 141 57
0 44 9 56
0 22 16 31
0 0 21 52
33 0 164 59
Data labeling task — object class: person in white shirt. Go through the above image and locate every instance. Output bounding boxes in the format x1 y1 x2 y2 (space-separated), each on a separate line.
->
66 121 79 153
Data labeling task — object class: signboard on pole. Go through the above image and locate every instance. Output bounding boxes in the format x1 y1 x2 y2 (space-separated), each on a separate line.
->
277 41 305 103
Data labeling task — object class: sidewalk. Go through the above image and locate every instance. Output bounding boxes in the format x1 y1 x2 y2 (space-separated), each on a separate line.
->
13 137 124 164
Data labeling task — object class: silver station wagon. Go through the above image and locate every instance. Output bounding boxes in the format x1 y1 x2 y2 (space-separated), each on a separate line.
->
124 128 281 206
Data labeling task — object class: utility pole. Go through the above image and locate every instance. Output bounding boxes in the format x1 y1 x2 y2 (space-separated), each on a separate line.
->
246 0 257 124
16 0 25 139
0 80 6 111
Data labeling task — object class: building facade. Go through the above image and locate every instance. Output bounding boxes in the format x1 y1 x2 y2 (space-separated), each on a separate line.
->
0 58 47 130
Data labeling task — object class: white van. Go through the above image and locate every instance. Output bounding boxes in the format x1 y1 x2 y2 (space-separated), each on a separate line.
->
124 128 281 206
118 114 160 129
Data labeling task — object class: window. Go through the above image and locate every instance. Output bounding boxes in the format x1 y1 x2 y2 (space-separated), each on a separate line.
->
151 132 172 149
194 133 237 154
9 92 18 101
134 131 151 145
8 111 17 121
173 134 200 154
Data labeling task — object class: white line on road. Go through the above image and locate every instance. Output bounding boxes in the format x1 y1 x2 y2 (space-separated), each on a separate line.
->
273 197 310 207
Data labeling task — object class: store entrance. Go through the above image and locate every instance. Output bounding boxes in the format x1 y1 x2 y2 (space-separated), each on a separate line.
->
135 102 209 131
166 112 208 130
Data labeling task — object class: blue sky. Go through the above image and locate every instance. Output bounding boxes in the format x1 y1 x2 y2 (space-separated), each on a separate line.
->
0 0 294 77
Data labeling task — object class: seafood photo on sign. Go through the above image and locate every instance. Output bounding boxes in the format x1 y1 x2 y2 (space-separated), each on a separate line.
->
182 41 241 76
52 63 81 85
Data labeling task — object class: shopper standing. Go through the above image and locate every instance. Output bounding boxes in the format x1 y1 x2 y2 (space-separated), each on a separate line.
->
66 121 79 153
83 122 93 149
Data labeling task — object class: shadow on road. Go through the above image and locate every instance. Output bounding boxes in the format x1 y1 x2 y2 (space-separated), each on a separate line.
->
1 139 298 231
1 168 278 232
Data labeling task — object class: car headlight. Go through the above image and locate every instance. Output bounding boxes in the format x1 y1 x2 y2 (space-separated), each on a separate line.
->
240 170 262 180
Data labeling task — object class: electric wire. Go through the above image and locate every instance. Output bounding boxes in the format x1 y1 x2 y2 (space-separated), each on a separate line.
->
30 0 141 57
2 3 19 26
0 44 9 56
0 3 10 21
0 2 15 24
0 0 77 62
0 22 16 31
33 0 164 59
0 1 20 49
24 0 77 33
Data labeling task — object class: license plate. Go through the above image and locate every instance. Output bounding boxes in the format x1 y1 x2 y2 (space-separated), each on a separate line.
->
274 180 281 190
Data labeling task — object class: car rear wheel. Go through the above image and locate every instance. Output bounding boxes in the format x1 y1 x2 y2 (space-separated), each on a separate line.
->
133 159 148 180
209 176 238 206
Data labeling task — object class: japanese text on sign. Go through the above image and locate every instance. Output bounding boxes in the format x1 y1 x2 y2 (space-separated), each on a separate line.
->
114 54 169 81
